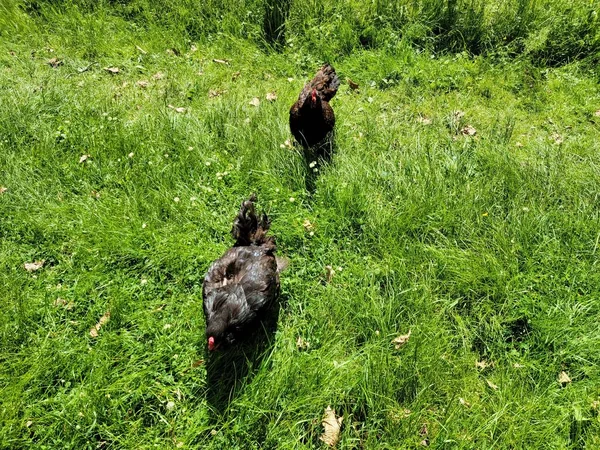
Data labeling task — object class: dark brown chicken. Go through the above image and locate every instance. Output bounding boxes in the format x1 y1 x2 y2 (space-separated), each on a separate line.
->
202 195 285 352
289 64 340 151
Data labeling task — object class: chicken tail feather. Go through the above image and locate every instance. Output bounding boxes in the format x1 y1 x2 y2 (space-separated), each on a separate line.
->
231 194 272 246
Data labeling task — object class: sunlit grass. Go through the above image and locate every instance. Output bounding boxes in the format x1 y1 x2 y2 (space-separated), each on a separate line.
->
1 3 599 449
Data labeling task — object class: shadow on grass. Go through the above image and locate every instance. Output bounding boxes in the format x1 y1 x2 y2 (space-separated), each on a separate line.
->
301 132 336 194
204 296 282 416
263 0 291 50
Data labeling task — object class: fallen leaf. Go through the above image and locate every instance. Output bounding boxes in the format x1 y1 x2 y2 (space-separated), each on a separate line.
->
453 110 465 121
280 139 293 149
594 110 600 117
168 104 187 113
391 330 411 349
320 406 343 447
135 45 147 54
79 154 91 163
461 125 477 136
296 336 310 351
212 58 229 65
249 97 260 107
0 186 7 195
558 371 571 385
459 397 471 408
266 92 277 102
24 260 45 272
91 190 101 199
208 89 225 98
551 133 563 145
47 57 62 68
53 298 74 310
592 400 599 410
347 78 359 91
104 67 120 74
475 360 489 369
190 44 198 53
513 362 524 368
152 72 164 80
26 420 33 427
192 359 204 368
89 311 110 338
486 379 499 390
303 219 314 231
287 77 294 82
419 423 429 446
417 115 432 125
166 401 175 410
325 265 335 282
231 71 241 81
136 80 149 88
9 50 16 56
515 141 524 147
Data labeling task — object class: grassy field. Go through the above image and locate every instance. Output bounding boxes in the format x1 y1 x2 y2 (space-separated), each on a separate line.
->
1 1 600 448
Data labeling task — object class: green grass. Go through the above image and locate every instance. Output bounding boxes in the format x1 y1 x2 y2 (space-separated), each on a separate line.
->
1 2 600 449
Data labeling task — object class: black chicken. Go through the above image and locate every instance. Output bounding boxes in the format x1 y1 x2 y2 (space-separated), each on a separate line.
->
289 64 340 153
202 195 286 352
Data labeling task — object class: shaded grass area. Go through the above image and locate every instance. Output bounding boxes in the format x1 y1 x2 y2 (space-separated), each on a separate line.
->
1 6 600 449
9 0 600 65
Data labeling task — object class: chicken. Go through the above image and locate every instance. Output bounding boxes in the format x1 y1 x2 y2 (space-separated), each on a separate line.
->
289 64 340 152
202 194 285 351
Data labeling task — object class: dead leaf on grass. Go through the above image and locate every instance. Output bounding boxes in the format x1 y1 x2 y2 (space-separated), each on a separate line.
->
89 311 110 338
417 115 432 125
168 104 187 113
551 133 563 145
303 219 314 231
79 154 91 163
391 330 411 349
420 423 429 446
453 110 465 121
208 89 225 98
231 71 241 81
136 80 149 88
135 45 147 54
0 186 7 195
486 379 499 390
266 92 277 102
24 260 45 272
320 406 343 447
475 360 490 369
461 125 477 136
280 139 293 149
347 78 359 91
152 72 164 80
459 397 471 408
212 58 229 65
249 97 260 107
325 265 335 282
558 371 571 385
594 110 600 117
47 57 62 68
296 336 310 351
104 67 120 74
